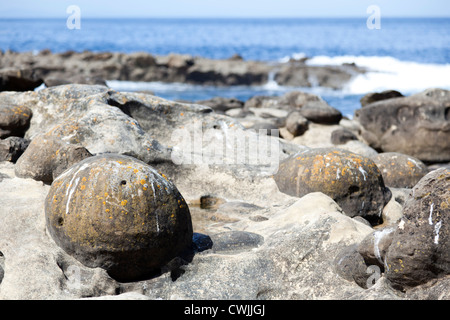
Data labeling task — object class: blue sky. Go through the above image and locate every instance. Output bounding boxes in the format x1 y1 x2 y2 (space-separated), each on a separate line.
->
0 0 449 18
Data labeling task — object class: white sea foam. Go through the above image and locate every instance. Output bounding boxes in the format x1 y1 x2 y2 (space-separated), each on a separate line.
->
305 55 450 95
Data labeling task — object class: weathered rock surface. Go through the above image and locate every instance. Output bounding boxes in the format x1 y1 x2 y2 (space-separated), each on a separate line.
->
274 148 391 224
0 84 447 300
15 135 92 184
331 128 358 145
355 88 450 162
0 104 32 138
45 154 193 282
285 111 309 137
371 152 429 188
385 168 450 290
0 136 30 162
296 101 342 125
360 90 404 107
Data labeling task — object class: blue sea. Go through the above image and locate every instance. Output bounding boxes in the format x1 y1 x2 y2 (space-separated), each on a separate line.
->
1 18 449 117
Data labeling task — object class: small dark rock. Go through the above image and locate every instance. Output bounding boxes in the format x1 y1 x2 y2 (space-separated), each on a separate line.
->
334 244 371 289
192 233 213 253
0 105 32 138
285 111 309 137
331 128 358 145
0 136 30 162
0 68 43 92
298 101 342 125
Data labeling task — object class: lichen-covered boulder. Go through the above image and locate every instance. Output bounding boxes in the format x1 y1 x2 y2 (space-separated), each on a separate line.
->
45 154 193 282
0 104 32 138
371 152 429 188
385 168 450 290
15 135 92 184
274 148 391 224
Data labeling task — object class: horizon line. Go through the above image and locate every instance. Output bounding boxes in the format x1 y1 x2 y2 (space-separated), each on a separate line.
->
1 15 449 19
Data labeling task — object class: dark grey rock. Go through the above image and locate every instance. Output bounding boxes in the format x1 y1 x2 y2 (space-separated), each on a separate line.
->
0 68 43 92
0 104 32 138
298 101 342 125
285 111 309 137
334 244 371 289
331 128 358 145
385 168 450 290
0 136 30 162
360 90 404 107
191 233 213 253
355 88 450 162
357 227 396 270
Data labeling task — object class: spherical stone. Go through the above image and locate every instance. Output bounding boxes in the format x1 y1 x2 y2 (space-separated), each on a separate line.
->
371 152 429 188
274 148 391 224
45 154 193 282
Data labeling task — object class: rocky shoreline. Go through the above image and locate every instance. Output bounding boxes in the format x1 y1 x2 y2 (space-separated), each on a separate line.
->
0 50 364 90
0 53 449 300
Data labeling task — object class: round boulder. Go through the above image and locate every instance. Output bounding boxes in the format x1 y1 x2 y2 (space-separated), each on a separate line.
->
385 168 450 290
45 154 193 282
371 152 429 188
274 148 391 224
0 104 32 138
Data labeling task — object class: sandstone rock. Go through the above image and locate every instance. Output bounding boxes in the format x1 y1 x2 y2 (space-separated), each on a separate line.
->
274 148 391 224
285 111 309 137
0 85 172 166
45 154 193 282
0 136 30 162
357 227 396 271
331 128 358 145
355 88 450 162
371 152 429 188
0 104 32 138
385 168 450 290
298 101 342 125
360 90 404 107
14 135 92 184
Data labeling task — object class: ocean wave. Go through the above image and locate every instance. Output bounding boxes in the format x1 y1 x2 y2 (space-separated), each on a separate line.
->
303 55 450 95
